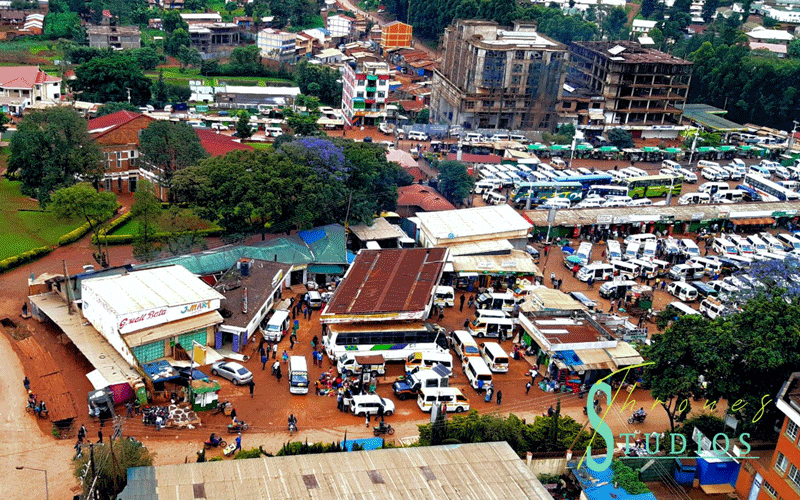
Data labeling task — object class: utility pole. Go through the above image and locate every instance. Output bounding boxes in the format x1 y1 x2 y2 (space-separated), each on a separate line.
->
89 443 97 500
62 260 72 315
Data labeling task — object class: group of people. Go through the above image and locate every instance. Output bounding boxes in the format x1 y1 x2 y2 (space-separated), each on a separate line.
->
24 377 48 418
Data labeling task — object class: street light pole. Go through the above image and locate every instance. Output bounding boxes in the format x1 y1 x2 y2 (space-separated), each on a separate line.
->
788 120 799 152
15 466 48 500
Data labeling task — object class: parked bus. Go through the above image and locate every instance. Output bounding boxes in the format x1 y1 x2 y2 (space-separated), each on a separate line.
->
743 174 800 202
554 173 613 192
586 185 629 199
512 181 582 206
323 322 447 362
623 174 682 198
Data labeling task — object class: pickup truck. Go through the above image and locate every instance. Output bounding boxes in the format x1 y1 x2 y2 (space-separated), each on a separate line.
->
391 367 449 400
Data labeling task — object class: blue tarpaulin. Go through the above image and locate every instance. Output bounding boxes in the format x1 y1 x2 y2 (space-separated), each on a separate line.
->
553 350 583 367
342 437 384 451
142 360 179 383
570 461 657 500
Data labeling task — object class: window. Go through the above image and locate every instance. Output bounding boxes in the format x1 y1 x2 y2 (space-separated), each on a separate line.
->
358 80 365 86
789 464 800 489
787 420 799 442
377 91 385 98
763 481 777 498
515 50 524 60
776 451 788 473
465 101 475 110
484 100 494 109
357 92 364 98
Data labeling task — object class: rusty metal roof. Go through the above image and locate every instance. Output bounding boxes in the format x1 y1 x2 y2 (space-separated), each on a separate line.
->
324 248 447 317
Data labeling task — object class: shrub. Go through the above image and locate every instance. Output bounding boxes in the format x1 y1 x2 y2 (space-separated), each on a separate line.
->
0 245 54 273
233 448 264 459
99 211 134 236
59 222 92 246
611 460 650 495
94 227 223 245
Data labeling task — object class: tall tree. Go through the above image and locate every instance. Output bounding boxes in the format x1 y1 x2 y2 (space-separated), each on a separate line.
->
608 128 634 149
602 7 629 40
131 180 163 262
7 107 103 205
139 121 207 200
50 184 117 266
73 53 152 105
641 0 657 18
236 110 254 139
436 160 474 205
96 102 138 117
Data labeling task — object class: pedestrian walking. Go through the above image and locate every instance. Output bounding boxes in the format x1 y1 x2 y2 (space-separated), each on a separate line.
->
97 429 103 444
290 336 295 349
78 424 86 443
497 390 502 405
463 318 469 329
438 308 444 321
550 271 556 283
276 367 282 382
312 349 318 366
272 343 277 359
661 280 667 290
235 433 242 452
525 381 532 394
282 350 289 363
609 300 615 314
459 294 465 311
261 353 267 370
312 335 318 349
365 413 370 427
23 376 30 391
248 380 255 398
126 401 133 417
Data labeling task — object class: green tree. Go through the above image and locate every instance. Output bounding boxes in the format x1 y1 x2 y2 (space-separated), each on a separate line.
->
132 46 163 70
436 160 474 205
641 0 657 18
556 123 576 142
51 184 117 266
414 108 430 124
73 437 155 500
131 180 163 262
165 28 190 56
283 95 321 136
602 7 629 40
177 45 202 71
163 9 188 33
43 12 82 40
96 102 139 117
789 39 800 59
294 59 343 106
139 121 207 199
159 206 208 255
73 53 152 105
228 45 264 75
546 399 561 450
607 128 634 149
236 110 253 139
0 112 10 134
153 69 168 104
7 107 103 205
701 0 718 22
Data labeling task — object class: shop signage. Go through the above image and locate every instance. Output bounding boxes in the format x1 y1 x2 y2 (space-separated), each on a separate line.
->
691 212 704 221
718 211 729 219
180 300 211 315
116 298 220 334
118 308 167 332
772 210 796 217
660 215 675 222
613 216 629 224
596 215 613 224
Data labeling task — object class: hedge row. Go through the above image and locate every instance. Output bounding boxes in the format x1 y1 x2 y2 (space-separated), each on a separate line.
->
94 227 223 245
57 206 120 246
0 245 54 273
98 211 134 237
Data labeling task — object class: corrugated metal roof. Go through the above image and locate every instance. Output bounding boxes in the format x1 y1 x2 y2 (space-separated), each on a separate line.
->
323 248 447 318
349 217 407 241
82 265 224 315
417 205 531 243
452 249 541 276
118 442 553 500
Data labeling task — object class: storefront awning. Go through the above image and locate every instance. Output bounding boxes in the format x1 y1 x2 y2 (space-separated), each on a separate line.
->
125 311 223 348
731 217 775 226
605 342 644 369
308 264 345 275
553 348 614 372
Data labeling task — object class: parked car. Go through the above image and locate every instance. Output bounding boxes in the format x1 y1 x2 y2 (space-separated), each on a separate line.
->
211 361 253 385
350 394 395 417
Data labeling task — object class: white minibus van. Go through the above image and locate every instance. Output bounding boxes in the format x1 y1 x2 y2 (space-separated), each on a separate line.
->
417 387 470 413
463 357 493 391
624 233 657 246
712 237 738 255
288 356 309 395
479 342 510 373
577 262 614 282
777 233 800 252
606 240 622 260
668 301 701 317
668 281 699 302
759 232 784 253
263 310 290 342
452 330 481 362
433 286 455 308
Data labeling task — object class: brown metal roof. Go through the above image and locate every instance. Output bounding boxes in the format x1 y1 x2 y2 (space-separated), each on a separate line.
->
325 248 446 316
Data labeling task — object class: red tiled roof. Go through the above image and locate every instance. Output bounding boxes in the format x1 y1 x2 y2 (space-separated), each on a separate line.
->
196 128 254 156
404 166 426 182
396 184 455 212
446 153 503 164
87 110 142 133
0 66 60 90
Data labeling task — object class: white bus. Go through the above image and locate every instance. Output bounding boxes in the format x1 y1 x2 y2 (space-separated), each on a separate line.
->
586 185 629 199
323 322 447 362
743 174 800 202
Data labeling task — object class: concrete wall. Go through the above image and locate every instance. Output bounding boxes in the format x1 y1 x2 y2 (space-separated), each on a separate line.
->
528 457 568 476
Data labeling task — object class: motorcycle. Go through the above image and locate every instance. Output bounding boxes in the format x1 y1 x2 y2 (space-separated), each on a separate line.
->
583 404 602 415
373 423 395 436
204 435 227 449
628 413 647 424
227 421 249 433
288 422 297 436
212 401 231 415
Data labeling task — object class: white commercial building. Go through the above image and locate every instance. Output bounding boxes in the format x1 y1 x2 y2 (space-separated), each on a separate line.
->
257 28 297 64
632 19 658 33
81 265 224 365
415 204 532 249
752 2 800 22
746 26 796 44
326 14 354 39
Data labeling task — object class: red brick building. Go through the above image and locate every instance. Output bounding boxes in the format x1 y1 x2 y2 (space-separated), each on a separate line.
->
735 372 800 500
87 110 154 194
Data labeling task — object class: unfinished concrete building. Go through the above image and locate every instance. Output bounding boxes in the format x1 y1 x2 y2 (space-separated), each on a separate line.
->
430 20 566 131
561 41 692 134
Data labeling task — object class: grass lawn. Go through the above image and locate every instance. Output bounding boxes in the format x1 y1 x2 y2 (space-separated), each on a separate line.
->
248 142 273 150
145 69 294 89
0 179 84 260
109 210 218 236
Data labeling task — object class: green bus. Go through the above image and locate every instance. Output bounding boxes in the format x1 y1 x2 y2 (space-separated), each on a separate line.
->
512 182 583 206
623 175 682 198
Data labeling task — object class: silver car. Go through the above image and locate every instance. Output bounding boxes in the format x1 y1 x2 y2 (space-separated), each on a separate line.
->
211 361 253 385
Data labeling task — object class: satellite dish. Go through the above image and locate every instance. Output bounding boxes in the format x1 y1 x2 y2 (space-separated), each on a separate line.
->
448 233 455 239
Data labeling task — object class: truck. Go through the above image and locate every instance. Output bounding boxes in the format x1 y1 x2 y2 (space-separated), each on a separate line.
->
336 353 386 377
392 364 450 400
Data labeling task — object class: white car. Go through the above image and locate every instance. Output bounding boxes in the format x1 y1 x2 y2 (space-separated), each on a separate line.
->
775 166 792 180
575 198 604 209
601 196 633 208
350 395 395 417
